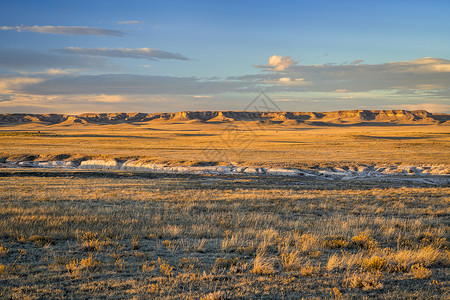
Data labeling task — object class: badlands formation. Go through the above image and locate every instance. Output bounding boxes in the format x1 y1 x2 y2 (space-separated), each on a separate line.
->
0 109 449 125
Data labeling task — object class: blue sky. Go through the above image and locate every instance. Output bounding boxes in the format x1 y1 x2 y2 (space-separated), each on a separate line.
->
1 0 449 113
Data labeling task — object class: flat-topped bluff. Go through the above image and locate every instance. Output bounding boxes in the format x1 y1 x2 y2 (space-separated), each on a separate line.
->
0 110 449 125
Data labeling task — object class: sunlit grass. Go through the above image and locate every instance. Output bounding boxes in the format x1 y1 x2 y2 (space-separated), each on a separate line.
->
0 172 448 298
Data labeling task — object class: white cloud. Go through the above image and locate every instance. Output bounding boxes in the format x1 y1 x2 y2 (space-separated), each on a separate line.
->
54 47 190 61
1 25 126 36
193 95 211 98
334 89 349 93
266 55 297 71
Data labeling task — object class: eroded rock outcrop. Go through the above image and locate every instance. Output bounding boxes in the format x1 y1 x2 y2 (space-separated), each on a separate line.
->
0 110 448 125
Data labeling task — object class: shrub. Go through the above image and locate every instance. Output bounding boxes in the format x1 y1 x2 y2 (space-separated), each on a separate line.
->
66 259 80 278
300 265 319 276
410 263 432 279
363 256 387 271
347 272 383 290
142 262 155 272
79 231 106 251
80 256 100 271
0 245 8 256
66 256 101 278
158 257 174 277
149 283 159 294
330 287 343 300
215 257 238 270
351 232 378 250
324 236 350 249
132 235 140 250
200 291 228 300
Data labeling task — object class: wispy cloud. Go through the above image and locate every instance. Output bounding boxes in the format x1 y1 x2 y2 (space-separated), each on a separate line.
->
54 47 190 61
414 84 444 90
264 77 311 86
385 103 450 113
0 25 126 36
0 94 14 103
193 95 211 98
0 76 45 95
351 60 363 65
0 49 108 70
14 68 80 77
385 57 450 74
117 20 144 24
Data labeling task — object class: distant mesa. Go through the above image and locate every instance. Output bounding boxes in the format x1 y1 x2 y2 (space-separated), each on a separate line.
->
0 110 448 126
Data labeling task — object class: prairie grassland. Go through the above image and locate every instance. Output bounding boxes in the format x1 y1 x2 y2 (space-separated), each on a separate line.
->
0 170 448 299
0 122 449 167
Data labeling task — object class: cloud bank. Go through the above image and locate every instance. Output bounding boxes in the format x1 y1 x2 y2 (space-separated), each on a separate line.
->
2 57 449 97
1 56 449 113
244 56 450 94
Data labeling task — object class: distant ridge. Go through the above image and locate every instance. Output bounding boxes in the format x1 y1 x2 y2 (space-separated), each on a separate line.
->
0 110 449 125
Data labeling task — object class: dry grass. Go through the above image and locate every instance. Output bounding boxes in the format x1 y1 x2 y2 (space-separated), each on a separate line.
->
279 250 303 271
0 123 449 167
0 169 448 299
250 252 276 275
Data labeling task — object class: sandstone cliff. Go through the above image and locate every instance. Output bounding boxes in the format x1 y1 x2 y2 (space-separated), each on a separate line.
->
0 110 448 125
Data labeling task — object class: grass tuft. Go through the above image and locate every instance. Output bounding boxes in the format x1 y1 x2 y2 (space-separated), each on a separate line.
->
251 252 276 275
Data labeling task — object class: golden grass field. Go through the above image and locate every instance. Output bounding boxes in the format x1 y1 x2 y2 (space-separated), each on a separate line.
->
0 120 449 167
0 118 449 299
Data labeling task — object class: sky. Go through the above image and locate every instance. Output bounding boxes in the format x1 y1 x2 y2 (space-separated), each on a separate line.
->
1 0 450 114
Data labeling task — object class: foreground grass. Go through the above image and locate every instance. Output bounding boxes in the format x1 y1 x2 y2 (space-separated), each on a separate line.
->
0 170 449 299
